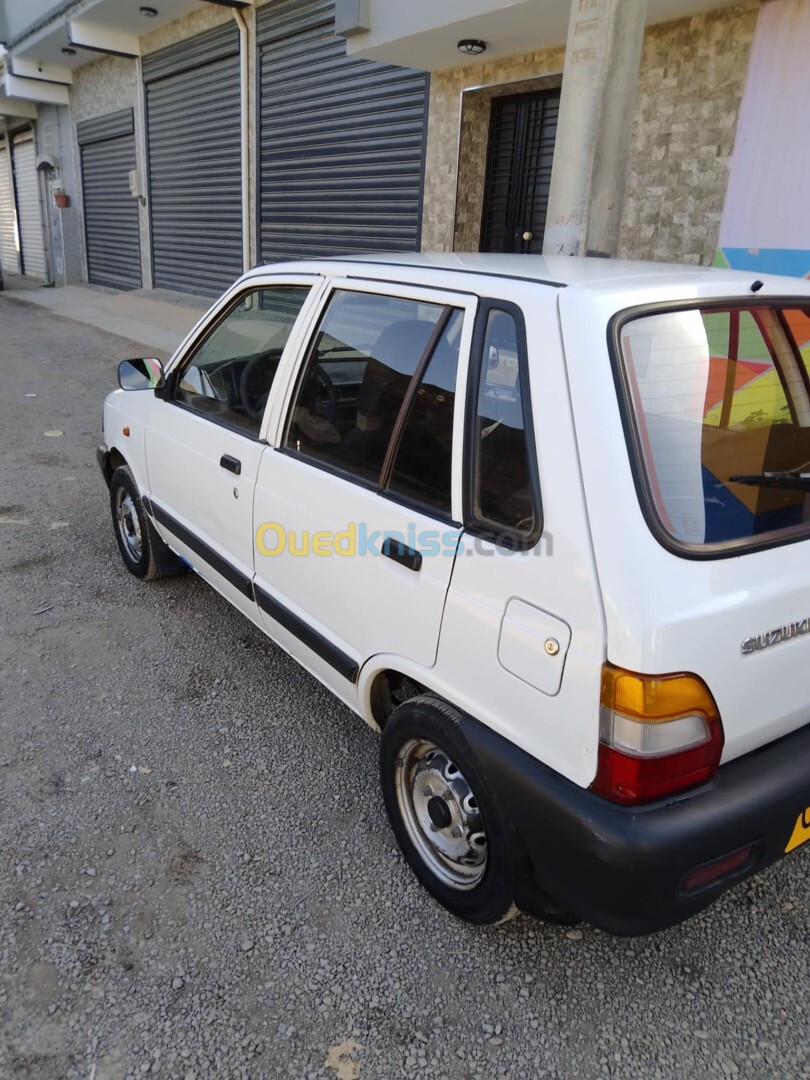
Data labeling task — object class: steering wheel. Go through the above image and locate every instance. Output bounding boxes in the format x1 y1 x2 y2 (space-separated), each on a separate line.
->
239 349 282 422
314 365 338 425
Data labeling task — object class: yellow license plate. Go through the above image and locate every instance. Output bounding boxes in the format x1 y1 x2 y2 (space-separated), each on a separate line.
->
785 806 810 853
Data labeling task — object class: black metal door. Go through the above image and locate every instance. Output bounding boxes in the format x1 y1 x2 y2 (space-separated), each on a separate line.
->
480 90 560 254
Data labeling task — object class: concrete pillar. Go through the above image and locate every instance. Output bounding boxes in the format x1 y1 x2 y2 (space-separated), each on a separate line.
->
543 0 647 258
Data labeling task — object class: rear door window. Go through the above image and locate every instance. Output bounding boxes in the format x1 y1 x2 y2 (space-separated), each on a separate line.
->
617 303 810 551
283 289 463 512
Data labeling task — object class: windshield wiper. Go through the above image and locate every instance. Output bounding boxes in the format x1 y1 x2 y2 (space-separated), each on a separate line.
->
729 470 810 492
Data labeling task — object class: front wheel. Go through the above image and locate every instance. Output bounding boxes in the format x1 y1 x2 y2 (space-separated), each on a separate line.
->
380 695 518 925
109 465 172 580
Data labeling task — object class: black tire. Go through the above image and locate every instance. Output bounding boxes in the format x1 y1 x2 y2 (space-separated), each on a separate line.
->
109 466 166 581
380 695 518 925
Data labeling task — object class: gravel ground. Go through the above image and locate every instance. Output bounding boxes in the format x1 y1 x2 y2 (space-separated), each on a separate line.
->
1 296 808 1080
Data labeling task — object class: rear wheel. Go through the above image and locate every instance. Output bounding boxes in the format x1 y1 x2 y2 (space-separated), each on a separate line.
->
380 695 518 925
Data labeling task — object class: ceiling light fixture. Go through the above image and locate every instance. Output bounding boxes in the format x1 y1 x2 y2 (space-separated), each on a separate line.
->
62 46 77 56
140 6 159 16
457 39 487 56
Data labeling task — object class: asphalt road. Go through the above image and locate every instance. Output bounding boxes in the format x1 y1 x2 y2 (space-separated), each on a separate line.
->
1 296 808 1080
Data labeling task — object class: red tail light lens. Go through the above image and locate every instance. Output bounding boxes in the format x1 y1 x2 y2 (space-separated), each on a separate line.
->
591 664 724 806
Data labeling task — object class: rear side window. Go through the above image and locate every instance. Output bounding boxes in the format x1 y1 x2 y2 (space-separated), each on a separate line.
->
466 303 541 546
617 303 810 551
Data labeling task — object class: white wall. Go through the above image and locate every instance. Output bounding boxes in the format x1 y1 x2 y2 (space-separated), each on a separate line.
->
3 0 64 43
718 0 810 277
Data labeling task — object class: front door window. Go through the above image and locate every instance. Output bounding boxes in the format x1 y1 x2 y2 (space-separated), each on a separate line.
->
173 285 312 435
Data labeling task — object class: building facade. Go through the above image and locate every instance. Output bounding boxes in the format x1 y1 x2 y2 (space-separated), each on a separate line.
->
0 0 808 296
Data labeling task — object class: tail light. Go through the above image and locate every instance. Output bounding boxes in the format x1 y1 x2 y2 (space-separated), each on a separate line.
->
591 663 724 805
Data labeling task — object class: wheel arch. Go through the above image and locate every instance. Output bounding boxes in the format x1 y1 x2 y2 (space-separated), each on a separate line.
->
103 445 128 484
359 655 457 731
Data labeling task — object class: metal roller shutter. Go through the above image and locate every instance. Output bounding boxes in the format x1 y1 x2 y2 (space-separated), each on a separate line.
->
12 131 47 279
0 137 21 276
78 109 141 290
143 24 242 296
257 0 429 262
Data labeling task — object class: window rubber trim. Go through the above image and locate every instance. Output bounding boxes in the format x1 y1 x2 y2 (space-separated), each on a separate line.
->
463 297 544 550
608 296 810 561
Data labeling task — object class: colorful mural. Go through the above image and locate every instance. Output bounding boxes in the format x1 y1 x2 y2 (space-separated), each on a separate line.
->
713 248 810 280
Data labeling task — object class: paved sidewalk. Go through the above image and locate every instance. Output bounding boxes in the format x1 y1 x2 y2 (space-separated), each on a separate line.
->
0 275 211 356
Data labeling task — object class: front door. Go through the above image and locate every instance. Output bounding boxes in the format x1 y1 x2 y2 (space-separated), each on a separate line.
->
145 279 318 617
480 89 561 255
253 278 476 692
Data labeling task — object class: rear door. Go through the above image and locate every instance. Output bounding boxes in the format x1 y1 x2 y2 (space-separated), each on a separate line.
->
145 277 320 619
253 277 476 691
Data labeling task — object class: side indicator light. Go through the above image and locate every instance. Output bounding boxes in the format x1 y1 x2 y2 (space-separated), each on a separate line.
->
123 427 130 437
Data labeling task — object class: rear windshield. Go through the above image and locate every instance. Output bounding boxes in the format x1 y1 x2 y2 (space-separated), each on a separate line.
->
617 303 810 551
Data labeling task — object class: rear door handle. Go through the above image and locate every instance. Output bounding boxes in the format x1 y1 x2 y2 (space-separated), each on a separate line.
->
382 537 422 572
220 454 241 475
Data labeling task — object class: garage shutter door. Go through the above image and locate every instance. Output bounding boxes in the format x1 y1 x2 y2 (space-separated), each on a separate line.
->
12 131 47 279
257 0 429 262
0 137 21 276
78 109 141 290
143 23 243 296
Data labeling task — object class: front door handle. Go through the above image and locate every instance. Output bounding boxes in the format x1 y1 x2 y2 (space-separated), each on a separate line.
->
382 537 422 572
220 454 241 475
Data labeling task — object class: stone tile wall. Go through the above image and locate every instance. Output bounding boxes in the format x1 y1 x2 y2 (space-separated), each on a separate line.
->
619 0 760 264
423 1 761 264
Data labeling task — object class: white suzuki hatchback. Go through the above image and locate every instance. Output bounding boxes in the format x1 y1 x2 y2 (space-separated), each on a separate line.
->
99 254 810 933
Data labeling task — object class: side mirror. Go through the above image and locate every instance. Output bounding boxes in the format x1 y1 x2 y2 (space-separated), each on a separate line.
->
118 357 165 391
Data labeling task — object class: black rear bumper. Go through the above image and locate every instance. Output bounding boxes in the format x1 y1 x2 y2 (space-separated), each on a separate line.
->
461 714 810 935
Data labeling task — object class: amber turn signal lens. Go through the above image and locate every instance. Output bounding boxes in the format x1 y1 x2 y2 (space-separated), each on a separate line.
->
600 664 719 724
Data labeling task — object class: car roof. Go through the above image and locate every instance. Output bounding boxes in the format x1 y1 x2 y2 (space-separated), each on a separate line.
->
249 252 810 295
333 252 721 287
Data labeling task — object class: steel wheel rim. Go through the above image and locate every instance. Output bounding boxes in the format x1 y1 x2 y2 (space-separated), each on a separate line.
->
394 737 487 890
115 488 142 562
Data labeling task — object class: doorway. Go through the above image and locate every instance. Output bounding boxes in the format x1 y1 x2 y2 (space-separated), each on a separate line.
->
480 89 561 254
